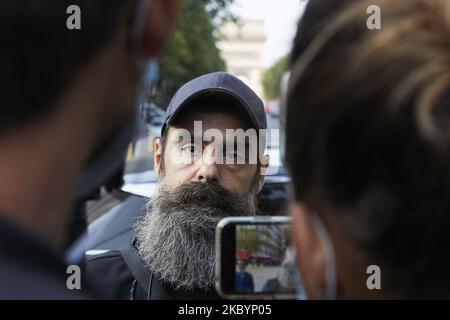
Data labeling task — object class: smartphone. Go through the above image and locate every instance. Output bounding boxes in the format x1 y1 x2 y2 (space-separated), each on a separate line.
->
215 216 299 299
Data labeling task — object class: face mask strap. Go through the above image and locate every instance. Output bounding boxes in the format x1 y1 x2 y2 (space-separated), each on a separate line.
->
131 0 160 106
309 211 337 300
76 0 155 202
132 0 153 51
287 249 308 300
130 0 156 87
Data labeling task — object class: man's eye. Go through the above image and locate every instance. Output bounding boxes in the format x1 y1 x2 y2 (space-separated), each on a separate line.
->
224 152 245 163
181 144 200 154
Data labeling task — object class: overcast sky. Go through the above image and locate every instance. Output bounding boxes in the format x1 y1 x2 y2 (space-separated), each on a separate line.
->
231 0 308 68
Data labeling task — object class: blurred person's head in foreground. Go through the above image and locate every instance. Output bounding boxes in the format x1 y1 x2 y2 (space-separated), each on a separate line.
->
134 72 268 291
287 0 450 299
0 1 182 249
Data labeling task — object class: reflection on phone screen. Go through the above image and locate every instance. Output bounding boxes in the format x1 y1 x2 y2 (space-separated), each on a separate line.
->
235 224 295 295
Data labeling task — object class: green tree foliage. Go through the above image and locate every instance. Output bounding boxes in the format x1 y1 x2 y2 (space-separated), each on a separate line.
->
157 0 234 107
203 0 236 25
262 54 289 101
237 227 259 253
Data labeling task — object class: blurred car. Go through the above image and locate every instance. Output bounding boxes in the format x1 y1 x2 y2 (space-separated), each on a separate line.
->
264 100 280 117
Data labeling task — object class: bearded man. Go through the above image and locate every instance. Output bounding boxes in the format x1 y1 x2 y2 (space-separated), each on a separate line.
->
86 72 268 299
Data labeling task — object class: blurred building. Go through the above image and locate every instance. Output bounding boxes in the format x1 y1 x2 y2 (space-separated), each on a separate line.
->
255 225 287 261
218 20 266 99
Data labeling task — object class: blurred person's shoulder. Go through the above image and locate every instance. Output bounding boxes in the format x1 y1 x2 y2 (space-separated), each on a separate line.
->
0 258 86 300
0 218 88 299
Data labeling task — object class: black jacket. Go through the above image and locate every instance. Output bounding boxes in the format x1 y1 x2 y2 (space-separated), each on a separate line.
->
0 218 88 299
86 243 223 300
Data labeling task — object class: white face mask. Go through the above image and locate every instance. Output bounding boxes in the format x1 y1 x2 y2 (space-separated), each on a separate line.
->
289 211 337 300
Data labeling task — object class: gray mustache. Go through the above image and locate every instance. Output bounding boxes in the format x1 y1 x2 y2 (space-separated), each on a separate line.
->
155 181 257 217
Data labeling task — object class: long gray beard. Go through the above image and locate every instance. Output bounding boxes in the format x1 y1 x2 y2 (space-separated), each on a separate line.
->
134 178 258 291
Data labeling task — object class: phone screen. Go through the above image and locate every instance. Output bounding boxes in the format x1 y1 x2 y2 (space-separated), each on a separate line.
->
235 223 293 294
216 217 299 299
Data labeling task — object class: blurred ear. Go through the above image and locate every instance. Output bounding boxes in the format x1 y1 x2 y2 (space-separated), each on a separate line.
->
140 0 182 58
154 138 163 177
291 201 326 299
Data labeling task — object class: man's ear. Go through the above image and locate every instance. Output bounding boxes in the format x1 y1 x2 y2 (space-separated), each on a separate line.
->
291 201 326 300
140 0 182 58
154 138 163 178
256 154 270 192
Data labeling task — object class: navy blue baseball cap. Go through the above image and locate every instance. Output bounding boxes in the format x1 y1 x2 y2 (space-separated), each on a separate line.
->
161 72 267 137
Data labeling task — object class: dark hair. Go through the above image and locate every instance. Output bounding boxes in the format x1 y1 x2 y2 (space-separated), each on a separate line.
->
0 0 134 134
286 0 450 298
290 0 356 68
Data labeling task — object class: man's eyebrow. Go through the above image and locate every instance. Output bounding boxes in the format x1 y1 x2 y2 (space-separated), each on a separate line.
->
174 131 209 146
172 129 194 143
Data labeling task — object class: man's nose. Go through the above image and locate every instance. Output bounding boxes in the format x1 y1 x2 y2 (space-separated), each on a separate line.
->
194 147 219 183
